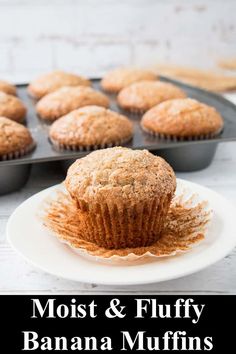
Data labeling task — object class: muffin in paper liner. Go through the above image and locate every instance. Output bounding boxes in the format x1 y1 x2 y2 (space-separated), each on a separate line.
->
101 67 157 93
64 148 176 249
0 79 17 96
117 81 186 115
140 98 224 141
0 92 27 123
42 183 212 264
36 86 109 121
0 117 36 161
49 106 134 152
28 70 91 99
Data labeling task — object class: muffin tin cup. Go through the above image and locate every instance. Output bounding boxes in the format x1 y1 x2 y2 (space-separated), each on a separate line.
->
0 163 31 195
158 143 218 171
49 136 133 152
0 142 35 195
73 193 173 249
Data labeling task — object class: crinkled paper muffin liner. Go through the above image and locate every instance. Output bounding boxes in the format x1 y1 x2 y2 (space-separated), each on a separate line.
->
42 184 212 264
141 125 223 142
0 141 36 161
70 193 172 249
50 135 132 152
118 106 148 118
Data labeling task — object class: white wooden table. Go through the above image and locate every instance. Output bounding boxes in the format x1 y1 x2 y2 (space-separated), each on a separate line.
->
1 96 236 294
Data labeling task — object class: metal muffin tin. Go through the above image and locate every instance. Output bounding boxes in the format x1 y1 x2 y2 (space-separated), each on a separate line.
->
1 77 236 195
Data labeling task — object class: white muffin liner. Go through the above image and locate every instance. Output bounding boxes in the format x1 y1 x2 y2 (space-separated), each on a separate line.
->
42 183 212 265
0 141 36 161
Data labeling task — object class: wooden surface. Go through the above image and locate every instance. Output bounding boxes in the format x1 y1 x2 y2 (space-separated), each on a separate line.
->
0 139 235 294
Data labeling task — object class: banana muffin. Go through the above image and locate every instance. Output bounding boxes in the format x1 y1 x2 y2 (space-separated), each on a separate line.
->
0 92 27 123
141 98 224 139
0 80 17 96
49 106 133 150
0 117 35 160
36 86 110 121
65 147 176 249
101 67 157 93
28 70 91 99
117 80 186 113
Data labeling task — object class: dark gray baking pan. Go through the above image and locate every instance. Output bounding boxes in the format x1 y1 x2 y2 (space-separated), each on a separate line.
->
1 77 236 195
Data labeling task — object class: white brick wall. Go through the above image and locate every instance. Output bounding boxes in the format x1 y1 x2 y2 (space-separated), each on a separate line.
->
0 0 235 82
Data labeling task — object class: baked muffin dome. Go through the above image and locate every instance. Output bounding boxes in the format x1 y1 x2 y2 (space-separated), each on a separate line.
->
0 92 27 123
36 86 109 121
118 80 186 113
0 117 35 159
28 70 91 99
49 106 133 150
141 98 224 139
0 80 17 96
65 147 176 249
101 67 157 93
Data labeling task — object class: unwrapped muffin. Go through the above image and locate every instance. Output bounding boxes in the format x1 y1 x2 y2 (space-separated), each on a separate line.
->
36 86 109 121
118 80 186 113
49 106 133 150
141 98 224 139
0 92 27 123
0 80 17 96
28 70 91 99
65 147 176 249
101 67 157 93
0 117 35 160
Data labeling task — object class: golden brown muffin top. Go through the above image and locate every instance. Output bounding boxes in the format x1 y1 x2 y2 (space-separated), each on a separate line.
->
141 98 224 137
65 147 176 205
0 80 17 96
0 116 34 156
0 92 27 123
28 70 91 99
50 105 133 147
36 86 110 121
101 68 157 93
118 80 186 112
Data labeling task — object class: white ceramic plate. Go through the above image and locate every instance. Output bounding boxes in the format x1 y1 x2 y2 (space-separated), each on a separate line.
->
7 179 236 286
